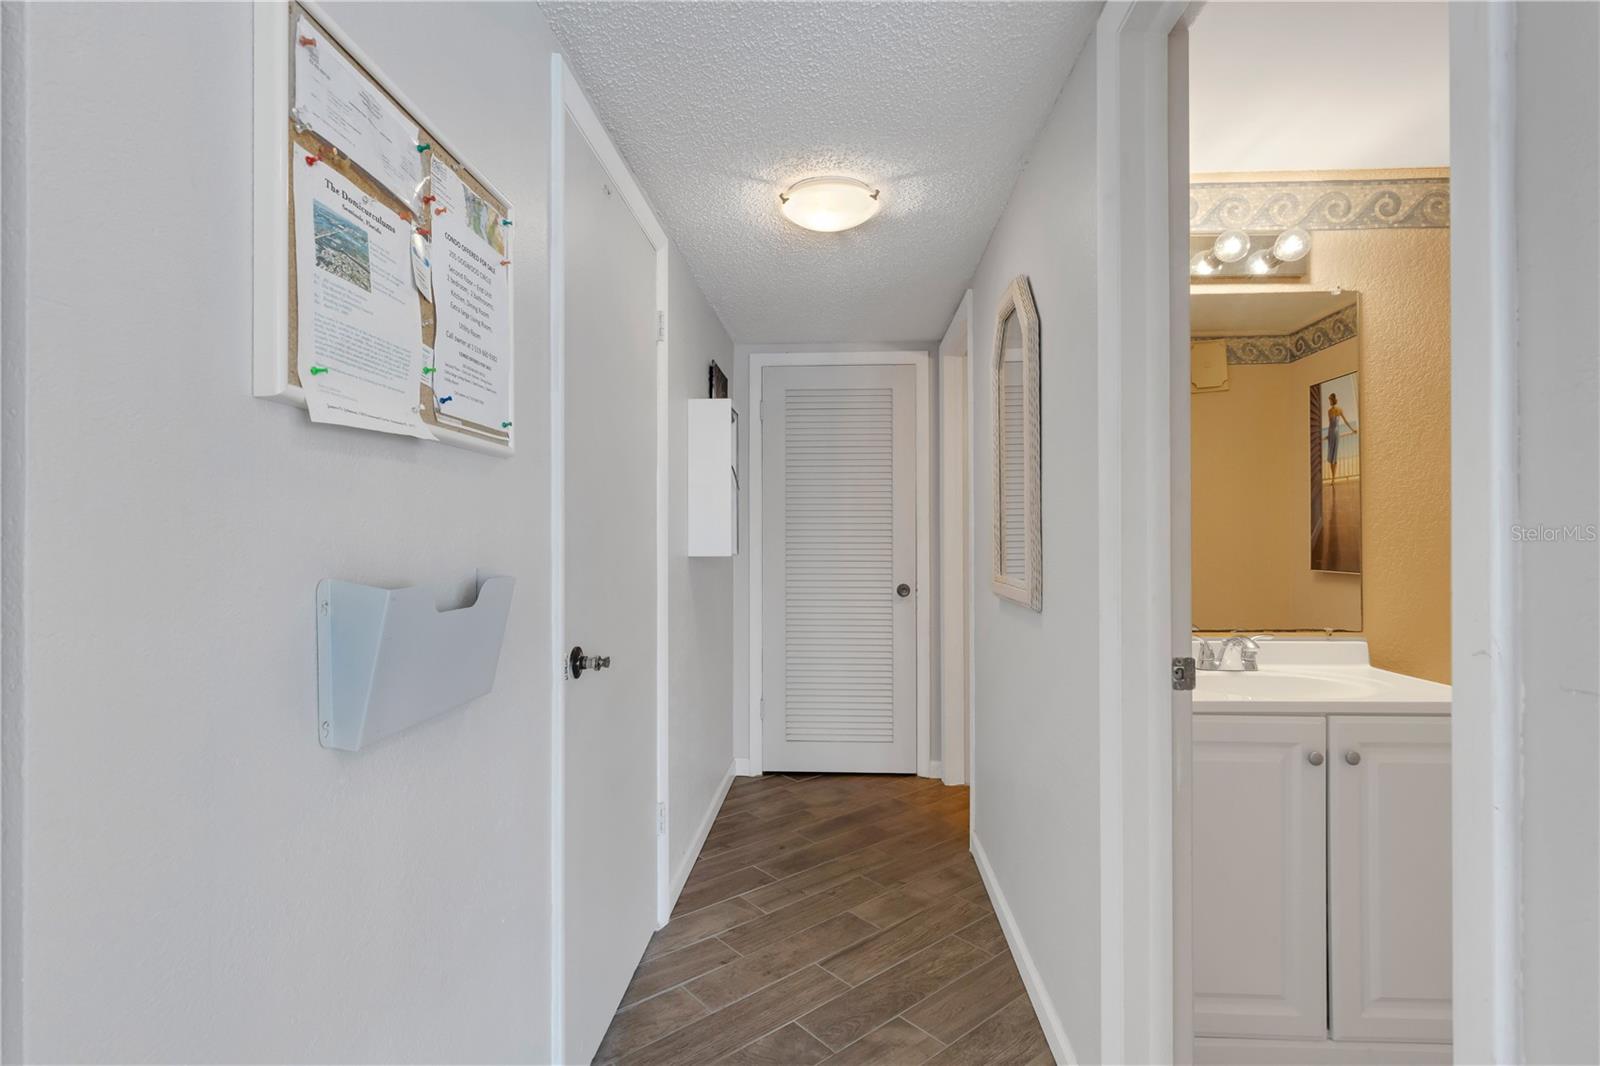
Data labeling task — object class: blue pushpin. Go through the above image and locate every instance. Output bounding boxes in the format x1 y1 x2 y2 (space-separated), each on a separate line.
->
438 395 454 405
500 219 512 227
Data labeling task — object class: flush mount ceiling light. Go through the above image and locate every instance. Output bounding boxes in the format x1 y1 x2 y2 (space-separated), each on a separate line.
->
779 176 881 233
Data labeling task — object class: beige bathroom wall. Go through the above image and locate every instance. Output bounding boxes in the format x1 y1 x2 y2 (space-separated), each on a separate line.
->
1193 339 1362 632
1191 168 1451 683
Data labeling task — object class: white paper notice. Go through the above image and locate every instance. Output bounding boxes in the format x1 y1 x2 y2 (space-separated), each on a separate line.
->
294 161 433 439
294 20 423 202
410 233 434 302
429 157 511 430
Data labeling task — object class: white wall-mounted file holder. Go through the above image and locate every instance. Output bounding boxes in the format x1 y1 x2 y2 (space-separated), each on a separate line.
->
316 573 516 751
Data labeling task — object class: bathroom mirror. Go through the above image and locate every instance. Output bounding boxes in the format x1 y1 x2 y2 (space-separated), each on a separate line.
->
1190 289 1361 632
991 275 1042 610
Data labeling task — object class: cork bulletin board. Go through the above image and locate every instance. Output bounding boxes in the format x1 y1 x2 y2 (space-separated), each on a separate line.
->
252 1 515 454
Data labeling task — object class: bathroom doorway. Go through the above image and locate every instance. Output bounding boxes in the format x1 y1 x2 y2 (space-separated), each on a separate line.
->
1094 2 1509 1063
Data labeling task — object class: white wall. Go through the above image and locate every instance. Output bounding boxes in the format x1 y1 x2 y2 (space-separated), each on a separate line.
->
1510 4 1600 1060
965 43 1101 1062
0 3 732 1060
729 340 938 772
666 244 735 879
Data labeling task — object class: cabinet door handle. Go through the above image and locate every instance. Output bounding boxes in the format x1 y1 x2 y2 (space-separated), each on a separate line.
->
1345 750 1362 766
1308 751 1324 766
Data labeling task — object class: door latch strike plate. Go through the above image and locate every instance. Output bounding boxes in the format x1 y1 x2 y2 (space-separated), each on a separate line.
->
1172 656 1196 691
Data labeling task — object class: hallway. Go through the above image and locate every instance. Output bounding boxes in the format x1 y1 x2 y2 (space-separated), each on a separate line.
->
595 775 1051 1064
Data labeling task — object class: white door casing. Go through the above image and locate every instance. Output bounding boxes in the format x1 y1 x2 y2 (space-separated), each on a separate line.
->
761 364 917 774
746 351 932 778
1328 716 1453 1044
938 292 973 787
549 55 671 1065
1191 715 1328 1040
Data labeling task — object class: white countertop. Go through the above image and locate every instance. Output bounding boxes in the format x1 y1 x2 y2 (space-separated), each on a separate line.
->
1191 638 1451 714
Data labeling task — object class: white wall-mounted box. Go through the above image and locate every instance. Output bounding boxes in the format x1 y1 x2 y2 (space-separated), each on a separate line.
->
688 399 738 557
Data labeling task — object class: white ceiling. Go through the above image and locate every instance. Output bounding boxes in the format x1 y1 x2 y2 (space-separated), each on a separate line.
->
542 2 1100 342
1190 1 1449 174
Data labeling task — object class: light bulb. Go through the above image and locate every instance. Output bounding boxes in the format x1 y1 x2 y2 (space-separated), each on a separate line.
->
1271 226 1310 263
1190 251 1221 276
1245 249 1278 275
1212 230 1251 264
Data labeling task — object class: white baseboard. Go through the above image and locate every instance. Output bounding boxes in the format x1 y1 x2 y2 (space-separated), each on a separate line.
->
733 757 753 777
971 832 1077 1065
668 760 736 908
927 760 944 780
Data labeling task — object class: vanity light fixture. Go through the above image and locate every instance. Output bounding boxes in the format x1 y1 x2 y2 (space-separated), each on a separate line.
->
1189 226 1313 279
779 176 881 233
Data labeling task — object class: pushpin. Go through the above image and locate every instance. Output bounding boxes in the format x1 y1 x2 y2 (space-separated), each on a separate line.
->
501 421 513 429
416 143 431 153
422 366 436 375
500 219 513 226
438 395 454 405
421 195 437 205
500 259 511 266
297 35 317 46
304 154 320 167
416 227 431 238
307 365 329 376
434 206 448 215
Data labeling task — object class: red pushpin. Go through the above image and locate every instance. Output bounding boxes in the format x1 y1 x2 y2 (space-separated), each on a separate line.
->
500 259 511 266
434 206 448 216
304 154 320 167
298 35 317 47
416 227 431 238
421 195 437 205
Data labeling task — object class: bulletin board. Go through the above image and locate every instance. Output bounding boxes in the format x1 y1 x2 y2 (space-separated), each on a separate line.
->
252 1 515 454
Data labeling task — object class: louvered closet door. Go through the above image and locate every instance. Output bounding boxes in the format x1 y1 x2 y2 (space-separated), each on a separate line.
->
762 364 917 773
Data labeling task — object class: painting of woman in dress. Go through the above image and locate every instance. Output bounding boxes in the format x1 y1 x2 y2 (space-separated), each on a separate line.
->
1310 371 1361 573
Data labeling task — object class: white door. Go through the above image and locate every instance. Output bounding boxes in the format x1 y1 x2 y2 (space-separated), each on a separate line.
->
1328 715 1452 1044
761 363 917 773
561 112 659 1062
1192 714 1328 1039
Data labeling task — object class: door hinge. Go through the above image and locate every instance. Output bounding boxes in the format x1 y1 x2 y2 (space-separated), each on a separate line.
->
657 801 666 836
1172 656 1196 691
657 311 666 342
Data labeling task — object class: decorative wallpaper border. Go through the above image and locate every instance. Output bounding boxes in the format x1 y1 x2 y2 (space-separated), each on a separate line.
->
1191 177 1449 232
1203 304 1359 365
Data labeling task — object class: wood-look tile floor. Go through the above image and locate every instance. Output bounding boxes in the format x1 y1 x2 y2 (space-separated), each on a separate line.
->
594 773 1054 1065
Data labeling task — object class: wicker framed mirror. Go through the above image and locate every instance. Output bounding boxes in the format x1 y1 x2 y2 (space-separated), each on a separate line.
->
991 275 1042 610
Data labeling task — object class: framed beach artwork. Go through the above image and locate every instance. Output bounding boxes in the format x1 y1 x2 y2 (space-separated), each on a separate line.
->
1310 370 1361 573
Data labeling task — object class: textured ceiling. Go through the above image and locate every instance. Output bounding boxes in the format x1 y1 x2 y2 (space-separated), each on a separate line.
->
542 2 1099 342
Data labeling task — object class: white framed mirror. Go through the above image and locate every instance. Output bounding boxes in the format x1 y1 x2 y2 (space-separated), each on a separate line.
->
991 275 1042 610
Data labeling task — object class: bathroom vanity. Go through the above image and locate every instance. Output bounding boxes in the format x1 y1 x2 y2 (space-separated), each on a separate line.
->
1187 640 1452 1066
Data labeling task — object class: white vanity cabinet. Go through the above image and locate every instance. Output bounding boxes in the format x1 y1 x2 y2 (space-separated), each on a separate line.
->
1192 710 1451 1065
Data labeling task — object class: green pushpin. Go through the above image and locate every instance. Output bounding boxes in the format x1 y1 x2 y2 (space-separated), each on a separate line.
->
422 366 436 375
501 421 513 429
416 143 430 153
500 219 512 226
307 365 329 376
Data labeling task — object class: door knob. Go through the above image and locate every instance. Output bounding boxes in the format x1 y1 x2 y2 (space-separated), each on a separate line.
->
1308 751 1325 766
896 583 912 598
569 646 611 679
1345 750 1362 765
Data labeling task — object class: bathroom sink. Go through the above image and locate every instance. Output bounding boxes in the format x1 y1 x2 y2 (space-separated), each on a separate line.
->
1195 669 1383 701
1188 640 1452 711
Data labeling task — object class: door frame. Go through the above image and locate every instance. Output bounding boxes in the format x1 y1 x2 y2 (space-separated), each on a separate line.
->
938 293 974 788
1100 1 1521 1062
746 350 933 779
547 53 672 1064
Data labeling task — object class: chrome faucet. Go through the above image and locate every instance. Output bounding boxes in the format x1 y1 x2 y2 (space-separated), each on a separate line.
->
1195 635 1220 671
1218 635 1262 671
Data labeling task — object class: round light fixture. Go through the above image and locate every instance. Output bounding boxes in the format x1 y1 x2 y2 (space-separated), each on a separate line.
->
1212 229 1252 264
779 176 881 233
1270 226 1311 263
1190 251 1222 276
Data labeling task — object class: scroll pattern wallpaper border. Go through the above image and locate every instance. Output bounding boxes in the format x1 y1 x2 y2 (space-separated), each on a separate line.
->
1204 304 1359 365
1191 177 1449 232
